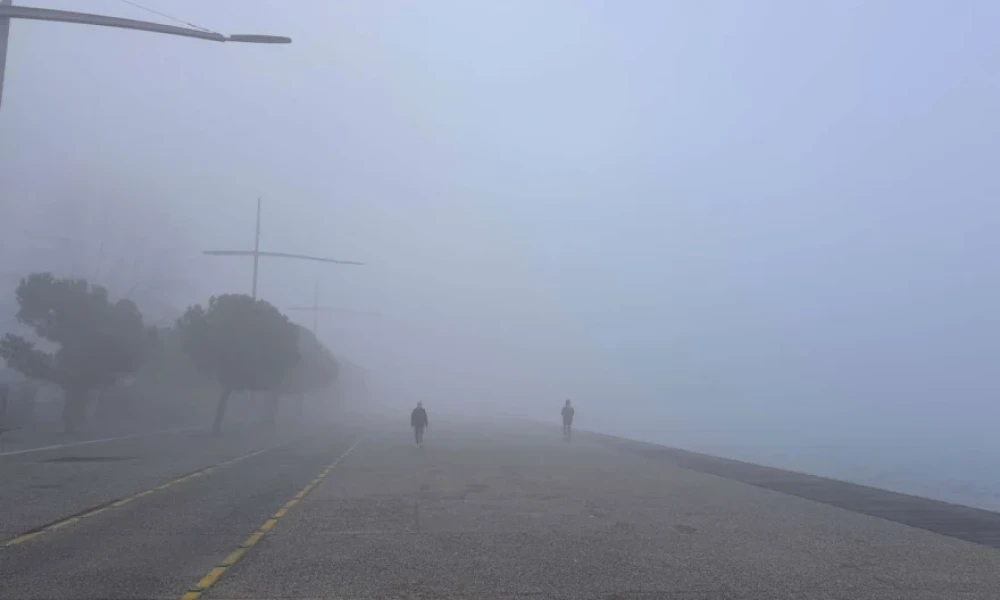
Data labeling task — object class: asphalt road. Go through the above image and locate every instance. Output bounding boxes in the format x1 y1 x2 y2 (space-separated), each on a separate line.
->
2 416 1000 599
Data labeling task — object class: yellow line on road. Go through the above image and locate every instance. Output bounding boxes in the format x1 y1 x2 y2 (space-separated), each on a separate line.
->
219 547 246 567
258 518 279 533
178 438 362 600
2 443 286 548
194 567 228 591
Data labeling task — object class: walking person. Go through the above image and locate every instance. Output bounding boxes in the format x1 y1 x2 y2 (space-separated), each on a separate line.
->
561 399 575 442
411 402 428 447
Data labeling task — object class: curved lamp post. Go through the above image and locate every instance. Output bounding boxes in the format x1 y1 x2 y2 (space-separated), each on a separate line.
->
0 2 291 107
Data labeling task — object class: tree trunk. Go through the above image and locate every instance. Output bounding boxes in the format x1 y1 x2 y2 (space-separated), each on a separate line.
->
213 388 231 436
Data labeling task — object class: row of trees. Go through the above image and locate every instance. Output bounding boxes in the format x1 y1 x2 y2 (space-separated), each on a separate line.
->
0 273 338 434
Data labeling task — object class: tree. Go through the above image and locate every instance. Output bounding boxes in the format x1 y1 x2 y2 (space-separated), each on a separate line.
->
177 294 299 435
129 326 213 427
0 273 153 432
281 326 339 417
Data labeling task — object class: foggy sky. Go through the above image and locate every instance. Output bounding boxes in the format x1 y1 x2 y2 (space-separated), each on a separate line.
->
3 1 1000 450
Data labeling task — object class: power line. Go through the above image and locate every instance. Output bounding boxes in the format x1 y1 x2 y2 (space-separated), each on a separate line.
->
114 0 217 34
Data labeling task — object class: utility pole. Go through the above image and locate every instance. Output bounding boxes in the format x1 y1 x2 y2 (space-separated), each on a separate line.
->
0 2 290 108
284 281 381 419
0 1 10 108
287 282 334 334
204 199 364 300
310 279 319 332
252 198 262 299
285 289 381 415
287 288 384 336
203 199 361 412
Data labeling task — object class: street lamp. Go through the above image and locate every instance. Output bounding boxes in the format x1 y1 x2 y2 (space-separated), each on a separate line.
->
203 199 364 300
0 1 291 107
287 280 384 334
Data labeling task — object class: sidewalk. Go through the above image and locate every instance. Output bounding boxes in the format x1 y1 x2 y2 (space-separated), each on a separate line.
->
207 420 1000 599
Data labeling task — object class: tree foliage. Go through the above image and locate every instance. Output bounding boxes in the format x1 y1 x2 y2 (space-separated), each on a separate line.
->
282 325 339 397
176 294 299 434
0 273 154 431
132 326 212 425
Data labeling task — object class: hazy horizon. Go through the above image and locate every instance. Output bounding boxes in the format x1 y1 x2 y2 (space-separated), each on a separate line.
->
4 0 1000 508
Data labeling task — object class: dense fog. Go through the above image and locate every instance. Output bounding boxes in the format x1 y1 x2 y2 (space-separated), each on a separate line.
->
3 1 1000 508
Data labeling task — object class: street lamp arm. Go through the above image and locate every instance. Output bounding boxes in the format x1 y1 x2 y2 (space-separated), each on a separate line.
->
0 3 290 108
0 4 226 42
203 249 363 266
255 251 363 265
0 5 290 44
227 34 292 44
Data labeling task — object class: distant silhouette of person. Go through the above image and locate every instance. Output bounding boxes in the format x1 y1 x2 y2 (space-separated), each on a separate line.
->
411 402 428 446
561 399 575 442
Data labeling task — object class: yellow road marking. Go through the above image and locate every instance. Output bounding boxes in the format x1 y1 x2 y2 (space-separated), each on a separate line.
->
219 547 246 567
2 442 289 548
241 531 264 548
178 438 362 600
47 517 80 530
196 567 227 590
259 518 279 533
5 531 43 546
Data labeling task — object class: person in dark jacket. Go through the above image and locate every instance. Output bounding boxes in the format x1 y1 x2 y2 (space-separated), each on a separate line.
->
561 399 575 442
410 402 429 446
